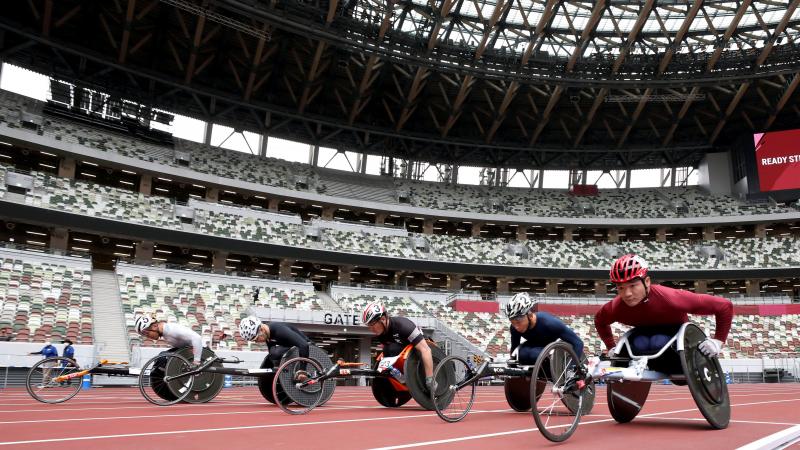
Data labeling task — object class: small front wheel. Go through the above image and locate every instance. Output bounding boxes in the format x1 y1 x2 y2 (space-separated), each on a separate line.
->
531 341 585 442
26 357 83 404
273 356 326 415
432 355 476 423
139 353 195 406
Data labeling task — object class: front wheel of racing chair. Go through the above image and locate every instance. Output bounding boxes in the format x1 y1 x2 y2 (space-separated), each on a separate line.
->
431 355 478 422
139 352 195 406
26 357 83 404
272 356 326 415
530 341 591 443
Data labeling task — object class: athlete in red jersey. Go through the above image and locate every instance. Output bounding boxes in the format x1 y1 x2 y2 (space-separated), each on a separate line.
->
595 254 733 358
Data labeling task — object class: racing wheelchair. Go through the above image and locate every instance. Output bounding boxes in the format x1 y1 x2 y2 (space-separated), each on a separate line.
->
138 344 335 408
270 339 453 414
431 341 595 431
26 357 130 404
431 323 730 442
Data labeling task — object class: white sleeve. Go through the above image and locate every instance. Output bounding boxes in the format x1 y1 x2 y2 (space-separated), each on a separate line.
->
190 333 204 363
163 323 204 363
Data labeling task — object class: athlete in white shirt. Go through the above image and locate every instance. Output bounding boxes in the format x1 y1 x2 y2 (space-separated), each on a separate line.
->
135 315 204 364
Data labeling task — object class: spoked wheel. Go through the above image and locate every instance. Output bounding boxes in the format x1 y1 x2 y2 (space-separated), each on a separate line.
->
432 356 477 423
26 357 83 404
139 353 195 406
530 341 586 443
273 356 326 415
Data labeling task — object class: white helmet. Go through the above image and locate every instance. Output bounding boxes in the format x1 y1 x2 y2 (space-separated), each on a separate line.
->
134 315 155 335
239 316 261 341
505 292 537 319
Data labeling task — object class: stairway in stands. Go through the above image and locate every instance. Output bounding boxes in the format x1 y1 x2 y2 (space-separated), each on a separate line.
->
90 269 131 363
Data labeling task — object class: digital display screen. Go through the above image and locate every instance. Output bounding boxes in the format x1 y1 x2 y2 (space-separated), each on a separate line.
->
754 129 800 192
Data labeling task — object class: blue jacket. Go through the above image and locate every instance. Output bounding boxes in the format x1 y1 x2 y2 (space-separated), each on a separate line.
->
38 345 58 358
63 345 75 359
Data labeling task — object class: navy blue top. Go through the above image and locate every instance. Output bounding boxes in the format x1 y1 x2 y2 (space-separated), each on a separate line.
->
266 322 310 358
509 312 584 358
63 345 75 359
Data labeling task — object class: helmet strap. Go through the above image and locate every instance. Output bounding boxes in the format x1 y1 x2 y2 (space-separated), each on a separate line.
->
526 310 537 330
374 316 388 333
640 278 650 303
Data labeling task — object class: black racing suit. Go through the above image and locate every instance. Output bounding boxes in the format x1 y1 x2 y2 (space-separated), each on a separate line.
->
376 316 425 357
265 321 311 364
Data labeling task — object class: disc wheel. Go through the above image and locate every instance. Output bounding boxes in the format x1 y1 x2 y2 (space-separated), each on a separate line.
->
504 376 532 411
556 354 596 416
530 341 585 443
273 356 326 415
607 381 651 423
139 353 195 406
432 356 476 423
256 354 276 403
308 344 336 407
372 376 412 407
178 347 223 404
26 357 83 404
281 345 337 407
404 344 448 410
679 323 730 429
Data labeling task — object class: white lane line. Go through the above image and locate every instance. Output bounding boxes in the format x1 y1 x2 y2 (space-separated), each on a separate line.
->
367 397 800 450
0 409 516 446
0 403 408 425
730 398 800 408
736 425 800 450
646 417 799 427
0 402 273 414
368 421 614 450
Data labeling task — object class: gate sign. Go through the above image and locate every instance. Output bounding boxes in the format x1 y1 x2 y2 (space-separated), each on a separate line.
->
323 312 361 326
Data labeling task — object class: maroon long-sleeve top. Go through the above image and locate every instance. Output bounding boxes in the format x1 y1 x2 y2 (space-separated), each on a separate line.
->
594 284 734 350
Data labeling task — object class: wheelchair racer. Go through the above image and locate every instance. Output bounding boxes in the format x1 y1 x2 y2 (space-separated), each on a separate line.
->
595 254 733 360
134 314 205 366
238 316 314 381
506 292 585 365
362 301 435 391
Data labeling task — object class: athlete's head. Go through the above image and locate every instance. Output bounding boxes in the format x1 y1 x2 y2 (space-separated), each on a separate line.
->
134 314 159 339
238 316 267 343
505 292 537 333
610 254 651 306
362 301 388 335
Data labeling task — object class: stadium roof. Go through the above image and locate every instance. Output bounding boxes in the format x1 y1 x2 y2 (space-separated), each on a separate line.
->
1 0 799 170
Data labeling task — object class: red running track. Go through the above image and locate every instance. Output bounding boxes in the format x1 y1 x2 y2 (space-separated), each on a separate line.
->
0 384 799 449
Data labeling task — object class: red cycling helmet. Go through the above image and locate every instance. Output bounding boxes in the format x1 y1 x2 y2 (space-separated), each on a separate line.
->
610 254 649 283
